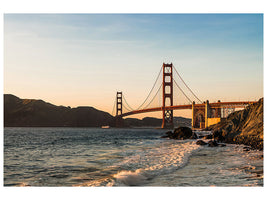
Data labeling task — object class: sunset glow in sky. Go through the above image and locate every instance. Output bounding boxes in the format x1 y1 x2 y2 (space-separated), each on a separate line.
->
4 14 263 118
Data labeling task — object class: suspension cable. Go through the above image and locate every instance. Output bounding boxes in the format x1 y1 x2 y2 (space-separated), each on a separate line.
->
143 83 163 109
122 94 134 111
173 78 193 104
136 66 163 110
122 104 132 112
173 65 202 103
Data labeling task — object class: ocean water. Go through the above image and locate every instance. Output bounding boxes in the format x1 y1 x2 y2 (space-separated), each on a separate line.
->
4 128 263 187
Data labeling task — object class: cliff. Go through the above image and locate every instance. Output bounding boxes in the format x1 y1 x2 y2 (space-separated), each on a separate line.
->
206 98 263 150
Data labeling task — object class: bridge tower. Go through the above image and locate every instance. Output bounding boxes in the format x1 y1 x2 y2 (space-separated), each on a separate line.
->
161 63 174 129
116 92 122 116
115 92 124 127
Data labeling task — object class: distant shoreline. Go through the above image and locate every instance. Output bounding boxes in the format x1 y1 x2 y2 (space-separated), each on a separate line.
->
4 94 191 128
3 126 165 129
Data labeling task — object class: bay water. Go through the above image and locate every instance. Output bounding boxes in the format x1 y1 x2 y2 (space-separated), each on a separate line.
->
4 127 263 187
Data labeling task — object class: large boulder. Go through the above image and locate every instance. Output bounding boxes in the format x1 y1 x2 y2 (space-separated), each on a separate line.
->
196 139 226 147
196 140 207 145
161 127 194 140
160 131 173 138
203 134 212 139
172 127 193 140
191 132 198 139
212 130 225 142
208 140 218 147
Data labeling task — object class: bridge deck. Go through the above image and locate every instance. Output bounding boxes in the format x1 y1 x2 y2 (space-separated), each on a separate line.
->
119 101 256 117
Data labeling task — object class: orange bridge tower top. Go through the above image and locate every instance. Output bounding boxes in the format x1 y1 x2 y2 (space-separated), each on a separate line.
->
161 63 174 129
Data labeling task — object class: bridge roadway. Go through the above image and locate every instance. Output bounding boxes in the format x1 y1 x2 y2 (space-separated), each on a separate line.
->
119 101 256 117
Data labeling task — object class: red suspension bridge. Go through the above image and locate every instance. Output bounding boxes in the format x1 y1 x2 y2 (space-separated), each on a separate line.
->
112 63 256 129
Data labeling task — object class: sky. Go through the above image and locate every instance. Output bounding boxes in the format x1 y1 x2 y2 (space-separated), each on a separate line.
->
4 14 263 118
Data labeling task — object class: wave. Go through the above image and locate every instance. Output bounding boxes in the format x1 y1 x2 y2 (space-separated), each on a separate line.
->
77 140 202 186
113 169 148 186
113 141 201 186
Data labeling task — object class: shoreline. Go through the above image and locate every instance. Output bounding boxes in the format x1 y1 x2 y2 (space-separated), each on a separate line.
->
205 98 263 151
4 128 263 187
147 142 263 186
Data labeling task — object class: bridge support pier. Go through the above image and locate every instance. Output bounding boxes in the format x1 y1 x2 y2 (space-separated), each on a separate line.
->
205 100 211 128
192 101 195 128
192 100 223 129
161 63 174 129
215 100 221 118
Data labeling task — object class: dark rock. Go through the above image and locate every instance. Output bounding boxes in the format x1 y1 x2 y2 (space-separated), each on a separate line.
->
172 127 193 140
161 127 194 140
160 135 169 138
218 143 226 147
243 146 251 151
196 140 207 145
190 132 198 139
161 130 174 139
165 131 173 136
212 130 224 142
208 140 218 147
203 134 212 139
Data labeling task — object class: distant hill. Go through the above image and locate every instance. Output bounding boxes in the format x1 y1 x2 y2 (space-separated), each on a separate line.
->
124 116 191 128
4 94 192 128
4 94 115 127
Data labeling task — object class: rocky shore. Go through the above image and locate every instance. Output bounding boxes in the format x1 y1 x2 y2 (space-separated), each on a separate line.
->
161 98 263 151
161 127 197 140
161 127 226 148
205 98 263 150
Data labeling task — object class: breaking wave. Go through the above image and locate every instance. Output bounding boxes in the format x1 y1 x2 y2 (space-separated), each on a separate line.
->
79 140 201 186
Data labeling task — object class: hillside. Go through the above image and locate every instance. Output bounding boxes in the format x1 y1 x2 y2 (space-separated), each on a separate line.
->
206 98 263 150
125 116 191 128
4 94 192 128
4 94 115 127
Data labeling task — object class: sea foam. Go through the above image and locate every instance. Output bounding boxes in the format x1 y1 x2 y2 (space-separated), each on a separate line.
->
109 140 201 186
113 169 148 186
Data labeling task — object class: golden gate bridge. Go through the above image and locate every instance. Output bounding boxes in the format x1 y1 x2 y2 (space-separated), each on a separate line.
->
112 63 256 129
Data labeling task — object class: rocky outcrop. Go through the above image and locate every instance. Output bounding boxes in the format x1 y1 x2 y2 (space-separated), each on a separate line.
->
206 98 263 150
196 140 207 145
196 139 226 147
161 127 196 140
207 140 218 147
